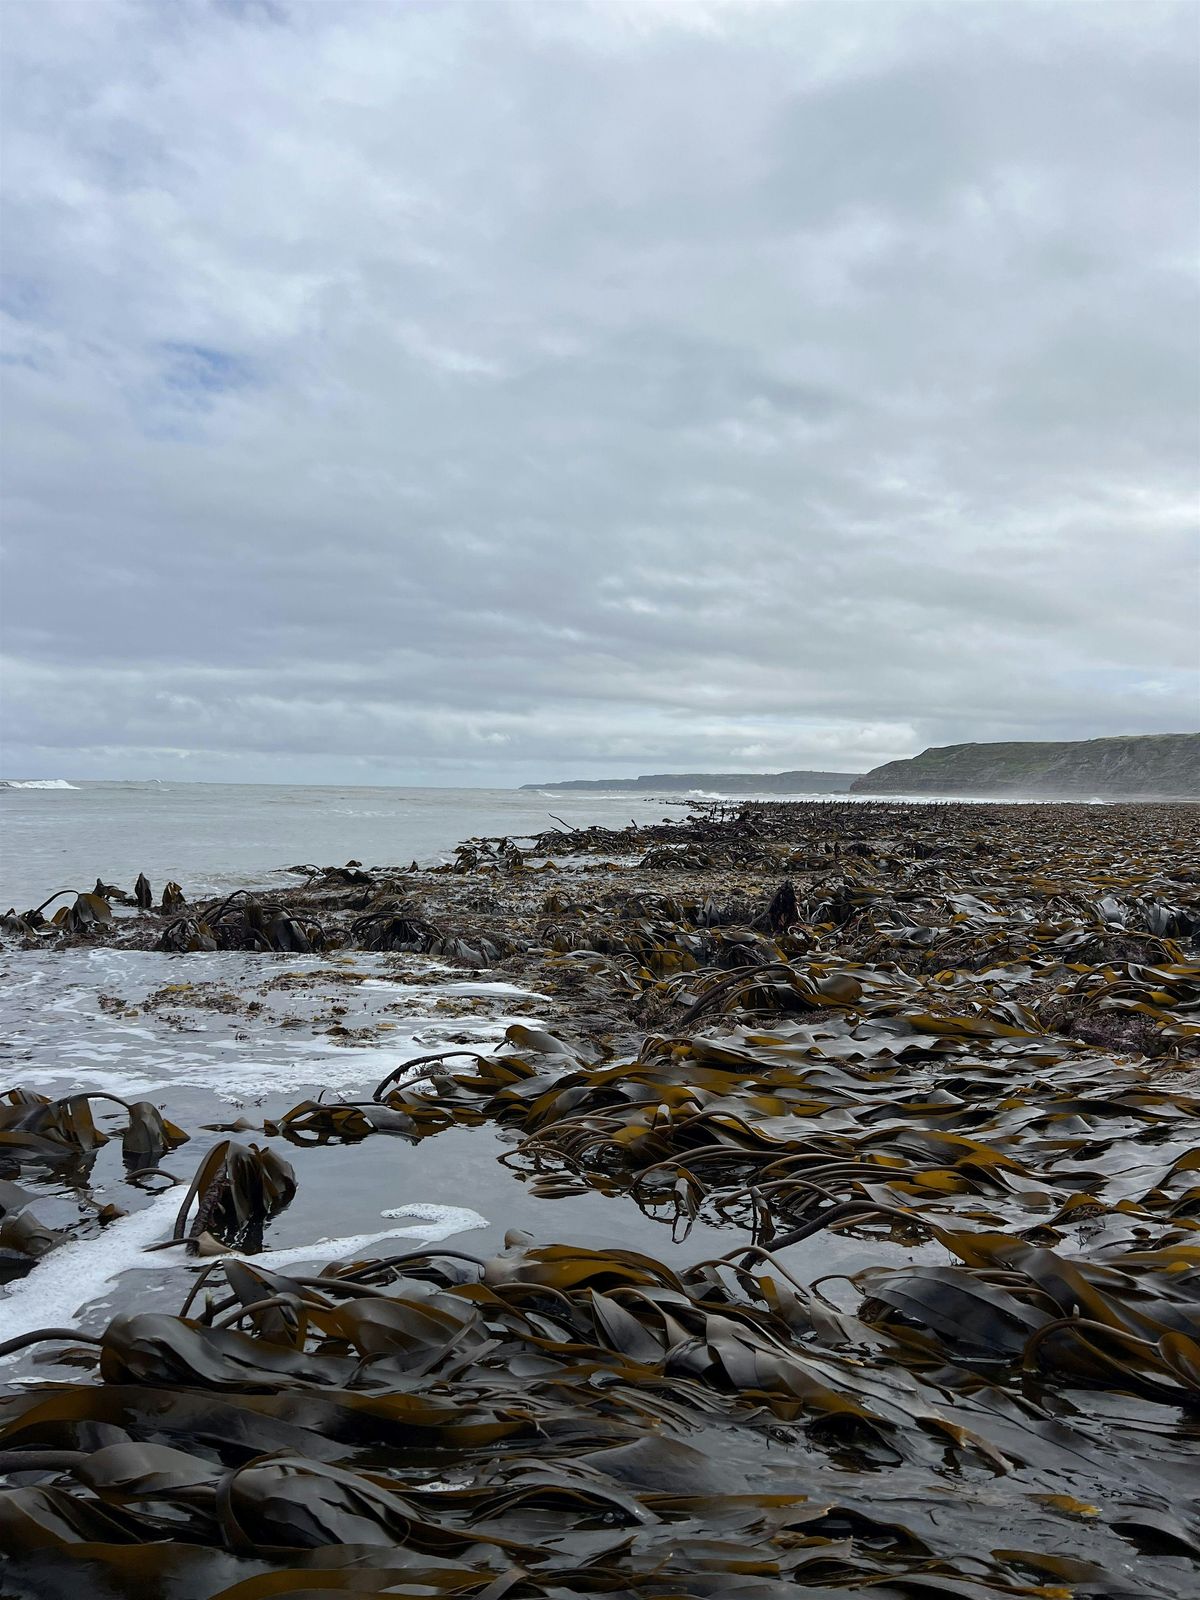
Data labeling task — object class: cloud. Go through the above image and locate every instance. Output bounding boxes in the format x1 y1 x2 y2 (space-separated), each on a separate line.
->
1 0 1196 784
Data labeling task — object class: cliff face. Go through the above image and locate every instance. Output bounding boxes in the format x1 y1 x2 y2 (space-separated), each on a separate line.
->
851 733 1200 798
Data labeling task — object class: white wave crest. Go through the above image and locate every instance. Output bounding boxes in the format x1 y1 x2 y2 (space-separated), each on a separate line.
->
1 778 80 790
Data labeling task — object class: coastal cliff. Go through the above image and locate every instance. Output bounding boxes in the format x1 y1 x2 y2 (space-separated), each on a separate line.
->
851 732 1200 798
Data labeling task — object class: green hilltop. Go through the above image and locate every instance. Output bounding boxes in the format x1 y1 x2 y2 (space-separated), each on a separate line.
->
850 733 1199 798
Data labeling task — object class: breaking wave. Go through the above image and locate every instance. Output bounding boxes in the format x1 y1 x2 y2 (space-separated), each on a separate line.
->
1 778 80 790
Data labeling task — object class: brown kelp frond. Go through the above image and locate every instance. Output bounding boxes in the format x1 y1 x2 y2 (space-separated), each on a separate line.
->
2 1225 1197 1594
4 799 1200 1595
172 1139 297 1252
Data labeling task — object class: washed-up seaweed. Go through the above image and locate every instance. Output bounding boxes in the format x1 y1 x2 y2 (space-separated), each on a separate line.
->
2 800 1199 1596
2 1223 1198 1595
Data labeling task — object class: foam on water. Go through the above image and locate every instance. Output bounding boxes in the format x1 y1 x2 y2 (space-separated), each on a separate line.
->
359 976 549 1000
0 1190 180 1353
0 1196 488 1360
172 1204 489 1273
8 1013 544 1103
1 778 79 790
0 947 549 1102
0 934 518 1365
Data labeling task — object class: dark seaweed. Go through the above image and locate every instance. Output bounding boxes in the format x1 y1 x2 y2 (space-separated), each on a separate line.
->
2 799 1198 1597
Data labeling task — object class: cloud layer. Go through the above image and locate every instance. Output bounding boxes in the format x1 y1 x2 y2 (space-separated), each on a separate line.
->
2 0 1197 783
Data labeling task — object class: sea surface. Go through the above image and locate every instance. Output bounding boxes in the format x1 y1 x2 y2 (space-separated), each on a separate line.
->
0 779 715 914
0 777 1045 1369
1 779 941 1364
0 777 1014 915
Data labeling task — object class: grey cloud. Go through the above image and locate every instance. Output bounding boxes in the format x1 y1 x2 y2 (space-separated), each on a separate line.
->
1 0 1196 785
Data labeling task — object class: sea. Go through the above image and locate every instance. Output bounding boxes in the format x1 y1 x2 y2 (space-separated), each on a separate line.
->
0 777 1027 1362
0 778 719 914
0 777 1025 916
0 777 936 1359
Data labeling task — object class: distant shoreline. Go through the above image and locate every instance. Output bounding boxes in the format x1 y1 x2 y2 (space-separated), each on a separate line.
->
520 770 857 795
524 733 1200 801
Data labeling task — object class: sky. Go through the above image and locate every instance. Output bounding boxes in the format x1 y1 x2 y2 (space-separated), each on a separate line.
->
1 0 1197 786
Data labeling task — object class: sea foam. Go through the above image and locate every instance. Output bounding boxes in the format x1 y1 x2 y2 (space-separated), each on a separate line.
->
0 1196 487 1360
0 1191 180 1354
1 779 79 790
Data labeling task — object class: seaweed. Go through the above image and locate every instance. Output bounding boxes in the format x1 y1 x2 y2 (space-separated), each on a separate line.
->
3 799 1199 1595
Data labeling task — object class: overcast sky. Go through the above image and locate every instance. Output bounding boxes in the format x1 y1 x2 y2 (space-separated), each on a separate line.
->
1 0 1196 786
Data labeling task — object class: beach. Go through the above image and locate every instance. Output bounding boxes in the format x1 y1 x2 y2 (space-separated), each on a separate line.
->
1 794 1198 1596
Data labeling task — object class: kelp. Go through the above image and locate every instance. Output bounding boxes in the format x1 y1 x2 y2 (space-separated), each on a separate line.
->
361 982 1200 1257
0 1089 187 1171
8 802 1198 1010
2 872 175 941
2 1226 1198 1595
3 799 1199 1595
160 890 324 955
172 1140 297 1252
0 1180 62 1268
0 1091 188 1275
349 904 519 968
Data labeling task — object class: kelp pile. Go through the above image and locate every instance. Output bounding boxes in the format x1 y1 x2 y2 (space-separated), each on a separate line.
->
328 1006 1200 1252
4 802 1197 1002
2 800 1199 1596
0 1089 191 1278
2 1214 1198 1595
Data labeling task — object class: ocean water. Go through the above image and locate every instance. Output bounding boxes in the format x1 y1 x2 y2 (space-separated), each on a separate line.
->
0 779 698 913
0 781 708 1350
0 941 831 1370
0 779 943 1361
0 777 1020 914
0 943 570 1359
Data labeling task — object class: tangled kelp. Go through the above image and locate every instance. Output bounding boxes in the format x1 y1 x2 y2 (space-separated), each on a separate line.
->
0 1089 190 1283
169 1140 297 1254
1 800 1199 1596
2 1229 1198 1595
353 1013 1200 1244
